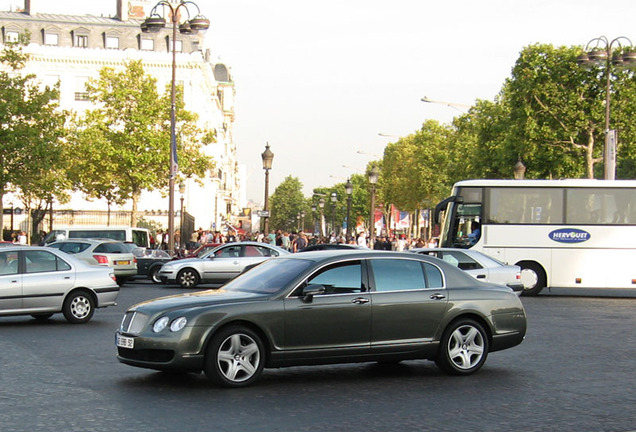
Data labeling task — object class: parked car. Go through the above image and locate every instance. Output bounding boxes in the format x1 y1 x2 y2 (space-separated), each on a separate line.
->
47 239 137 285
116 250 527 387
121 244 173 283
409 248 522 292
298 243 364 252
158 241 290 288
0 246 119 323
185 243 222 258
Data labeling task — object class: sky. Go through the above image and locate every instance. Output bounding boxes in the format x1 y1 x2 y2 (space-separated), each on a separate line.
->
2 0 636 204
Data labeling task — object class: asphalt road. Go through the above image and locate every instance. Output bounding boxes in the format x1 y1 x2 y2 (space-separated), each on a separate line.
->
1 281 635 432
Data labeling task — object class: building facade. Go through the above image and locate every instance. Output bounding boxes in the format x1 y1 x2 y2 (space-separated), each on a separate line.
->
0 0 244 237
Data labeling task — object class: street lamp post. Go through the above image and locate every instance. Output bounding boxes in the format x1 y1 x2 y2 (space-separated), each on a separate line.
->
330 192 337 237
577 36 636 180
368 166 379 246
300 211 305 233
345 178 353 240
179 181 185 251
261 143 274 235
318 198 325 237
141 1 209 254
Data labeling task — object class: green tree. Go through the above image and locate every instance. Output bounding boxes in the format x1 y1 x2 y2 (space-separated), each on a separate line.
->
269 176 307 232
500 43 636 179
69 60 215 226
0 35 68 240
380 120 452 212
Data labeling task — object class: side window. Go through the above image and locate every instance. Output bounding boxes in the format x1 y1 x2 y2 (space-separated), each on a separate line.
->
215 245 241 258
0 251 19 275
244 246 264 257
60 242 90 254
24 250 66 273
370 259 426 292
305 261 363 294
441 251 482 271
424 263 444 288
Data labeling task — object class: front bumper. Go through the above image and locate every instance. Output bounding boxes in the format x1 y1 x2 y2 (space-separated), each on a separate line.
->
115 330 206 372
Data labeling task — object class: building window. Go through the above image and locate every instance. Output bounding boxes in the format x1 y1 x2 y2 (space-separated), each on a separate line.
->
74 76 89 101
5 31 19 43
140 38 154 51
105 36 119 49
44 33 59 46
169 39 183 52
74 34 88 48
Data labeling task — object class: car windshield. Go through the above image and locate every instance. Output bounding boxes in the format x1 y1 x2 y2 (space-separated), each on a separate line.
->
222 258 313 294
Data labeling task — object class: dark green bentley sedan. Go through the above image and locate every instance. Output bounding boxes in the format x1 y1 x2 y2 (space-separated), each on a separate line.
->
116 251 526 387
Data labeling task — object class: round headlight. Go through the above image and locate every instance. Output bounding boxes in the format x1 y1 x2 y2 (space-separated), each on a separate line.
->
153 316 169 333
170 317 188 332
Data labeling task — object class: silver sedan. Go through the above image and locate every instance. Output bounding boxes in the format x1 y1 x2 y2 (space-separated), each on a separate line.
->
410 248 522 293
0 246 120 323
159 241 290 288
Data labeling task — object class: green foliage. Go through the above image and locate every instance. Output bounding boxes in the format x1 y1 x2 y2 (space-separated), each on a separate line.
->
0 37 69 224
269 176 308 231
68 60 215 226
380 120 453 211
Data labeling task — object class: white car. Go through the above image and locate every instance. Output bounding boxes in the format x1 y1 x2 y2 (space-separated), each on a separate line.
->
159 241 290 288
47 239 137 285
0 246 119 323
410 248 523 293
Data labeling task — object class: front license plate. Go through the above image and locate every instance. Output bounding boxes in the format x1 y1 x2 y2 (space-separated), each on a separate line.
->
115 260 130 265
116 334 134 349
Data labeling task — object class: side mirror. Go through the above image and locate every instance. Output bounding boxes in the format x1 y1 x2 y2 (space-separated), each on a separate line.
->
301 284 326 303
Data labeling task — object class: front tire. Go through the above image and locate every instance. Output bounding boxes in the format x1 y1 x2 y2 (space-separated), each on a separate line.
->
62 290 95 324
436 318 489 375
519 262 546 296
177 268 200 288
204 326 265 388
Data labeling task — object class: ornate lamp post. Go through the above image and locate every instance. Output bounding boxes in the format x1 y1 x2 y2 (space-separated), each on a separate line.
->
345 178 353 240
311 205 317 235
179 180 186 251
330 192 337 236
368 166 379 245
513 160 527 180
300 211 306 232
141 0 209 253
261 143 274 235
318 198 325 237
577 36 636 180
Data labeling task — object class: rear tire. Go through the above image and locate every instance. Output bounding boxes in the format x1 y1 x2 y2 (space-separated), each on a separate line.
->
149 266 162 284
518 262 546 296
62 290 95 324
436 318 489 375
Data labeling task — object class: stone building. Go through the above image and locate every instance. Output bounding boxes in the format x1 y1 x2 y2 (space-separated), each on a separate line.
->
0 0 244 237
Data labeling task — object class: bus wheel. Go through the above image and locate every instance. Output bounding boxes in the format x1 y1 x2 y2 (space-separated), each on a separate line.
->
519 262 546 296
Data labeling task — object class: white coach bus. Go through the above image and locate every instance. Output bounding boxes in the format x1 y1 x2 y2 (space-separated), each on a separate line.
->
434 179 636 296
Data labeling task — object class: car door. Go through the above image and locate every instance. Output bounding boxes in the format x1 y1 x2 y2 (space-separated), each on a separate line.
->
201 244 244 283
21 250 76 311
283 259 371 359
368 258 449 352
0 250 22 311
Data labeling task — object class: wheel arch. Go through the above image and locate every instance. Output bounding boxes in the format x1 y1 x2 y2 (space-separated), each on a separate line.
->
440 312 494 348
64 287 98 307
202 319 273 365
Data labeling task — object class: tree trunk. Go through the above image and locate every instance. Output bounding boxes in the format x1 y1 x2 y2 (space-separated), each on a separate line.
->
130 189 140 227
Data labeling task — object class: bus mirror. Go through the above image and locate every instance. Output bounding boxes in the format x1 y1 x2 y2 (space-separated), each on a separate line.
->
434 196 463 224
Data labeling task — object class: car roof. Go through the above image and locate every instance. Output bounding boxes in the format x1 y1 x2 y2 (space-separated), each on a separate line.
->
49 238 121 245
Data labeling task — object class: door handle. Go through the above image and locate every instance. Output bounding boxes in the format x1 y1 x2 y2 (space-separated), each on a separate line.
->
476 274 486 279
351 297 369 304
430 294 446 300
